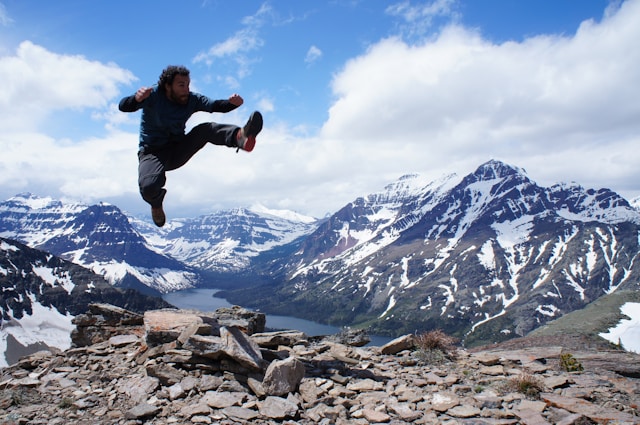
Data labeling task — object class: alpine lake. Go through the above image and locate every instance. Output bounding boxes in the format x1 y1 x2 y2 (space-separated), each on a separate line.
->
162 288 391 347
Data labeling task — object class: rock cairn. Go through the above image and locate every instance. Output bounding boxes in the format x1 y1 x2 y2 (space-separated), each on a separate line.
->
1 303 638 424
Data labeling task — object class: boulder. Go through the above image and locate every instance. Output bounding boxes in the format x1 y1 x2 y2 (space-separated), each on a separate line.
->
262 356 305 396
212 305 266 335
380 334 414 355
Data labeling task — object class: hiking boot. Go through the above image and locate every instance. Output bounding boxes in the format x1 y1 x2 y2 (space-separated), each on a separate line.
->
151 205 166 227
151 189 167 227
236 111 263 152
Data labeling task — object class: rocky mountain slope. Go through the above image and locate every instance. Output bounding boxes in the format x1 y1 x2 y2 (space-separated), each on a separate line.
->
1 304 638 424
223 160 640 347
0 238 171 367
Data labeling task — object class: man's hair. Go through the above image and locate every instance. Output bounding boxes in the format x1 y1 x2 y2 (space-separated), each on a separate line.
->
158 65 190 89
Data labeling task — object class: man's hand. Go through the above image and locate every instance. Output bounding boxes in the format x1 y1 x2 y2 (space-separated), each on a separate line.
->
135 87 153 103
229 93 244 107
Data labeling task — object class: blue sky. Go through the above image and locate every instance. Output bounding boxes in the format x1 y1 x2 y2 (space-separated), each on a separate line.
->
1 0 638 220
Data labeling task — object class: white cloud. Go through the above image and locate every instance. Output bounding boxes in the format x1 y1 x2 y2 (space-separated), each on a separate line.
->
315 0 640 206
2 2 640 220
386 0 457 22
0 129 138 201
305 45 323 64
195 28 264 61
0 2 12 26
257 96 275 113
193 28 264 83
0 41 135 131
386 0 459 37
193 5 271 86
0 41 138 206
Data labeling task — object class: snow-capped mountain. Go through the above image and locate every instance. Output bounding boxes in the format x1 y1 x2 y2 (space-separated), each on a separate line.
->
0 194 319 292
0 237 170 367
130 204 318 272
0 194 200 294
222 160 640 346
2 160 639 348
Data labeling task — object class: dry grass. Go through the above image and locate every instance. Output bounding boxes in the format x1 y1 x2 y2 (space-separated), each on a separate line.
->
504 373 545 399
413 329 459 364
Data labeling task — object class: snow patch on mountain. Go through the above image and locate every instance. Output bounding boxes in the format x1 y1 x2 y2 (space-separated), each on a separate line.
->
9 194 59 210
249 203 316 224
599 302 640 354
85 259 199 293
492 215 534 249
33 266 75 294
0 295 74 368
0 240 19 254
478 241 496 270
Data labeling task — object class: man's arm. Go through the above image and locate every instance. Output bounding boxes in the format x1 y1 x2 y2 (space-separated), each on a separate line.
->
228 94 243 107
118 87 153 112
119 95 141 112
197 93 244 113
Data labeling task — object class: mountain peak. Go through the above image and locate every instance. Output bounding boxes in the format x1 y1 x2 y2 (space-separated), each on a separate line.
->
473 159 526 181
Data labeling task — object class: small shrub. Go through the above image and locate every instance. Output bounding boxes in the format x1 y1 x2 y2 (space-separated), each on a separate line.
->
414 330 459 353
58 397 74 409
560 353 584 372
505 373 545 399
10 389 24 406
413 329 460 364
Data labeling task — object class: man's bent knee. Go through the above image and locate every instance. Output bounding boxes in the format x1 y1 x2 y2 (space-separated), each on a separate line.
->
139 175 165 207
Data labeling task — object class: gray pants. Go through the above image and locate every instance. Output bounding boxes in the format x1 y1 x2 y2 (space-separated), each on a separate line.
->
138 122 239 207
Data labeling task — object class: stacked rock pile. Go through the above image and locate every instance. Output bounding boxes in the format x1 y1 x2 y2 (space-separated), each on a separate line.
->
1 303 638 424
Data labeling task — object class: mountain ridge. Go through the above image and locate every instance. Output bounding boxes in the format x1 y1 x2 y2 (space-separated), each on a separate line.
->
2 159 639 350
221 160 640 346
0 194 318 293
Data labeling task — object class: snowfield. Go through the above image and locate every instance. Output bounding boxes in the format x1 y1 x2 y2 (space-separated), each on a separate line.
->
599 302 640 354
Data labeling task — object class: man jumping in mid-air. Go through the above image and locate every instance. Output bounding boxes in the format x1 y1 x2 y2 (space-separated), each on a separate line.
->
119 65 263 227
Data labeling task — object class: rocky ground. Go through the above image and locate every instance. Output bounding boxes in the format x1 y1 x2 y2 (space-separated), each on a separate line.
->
1 304 639 424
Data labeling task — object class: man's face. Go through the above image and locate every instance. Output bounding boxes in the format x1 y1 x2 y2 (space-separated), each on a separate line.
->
166 74 190 104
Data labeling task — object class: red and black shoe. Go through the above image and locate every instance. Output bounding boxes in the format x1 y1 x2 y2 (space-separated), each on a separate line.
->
236 111 263 153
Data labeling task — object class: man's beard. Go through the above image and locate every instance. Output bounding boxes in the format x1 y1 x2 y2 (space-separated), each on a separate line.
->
169 90 188 104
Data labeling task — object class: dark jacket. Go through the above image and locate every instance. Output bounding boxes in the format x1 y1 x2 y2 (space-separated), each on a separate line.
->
118 86 239 150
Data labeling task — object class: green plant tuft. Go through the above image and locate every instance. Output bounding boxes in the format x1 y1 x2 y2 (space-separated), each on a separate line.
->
560 352 584 372
58 397 74 409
